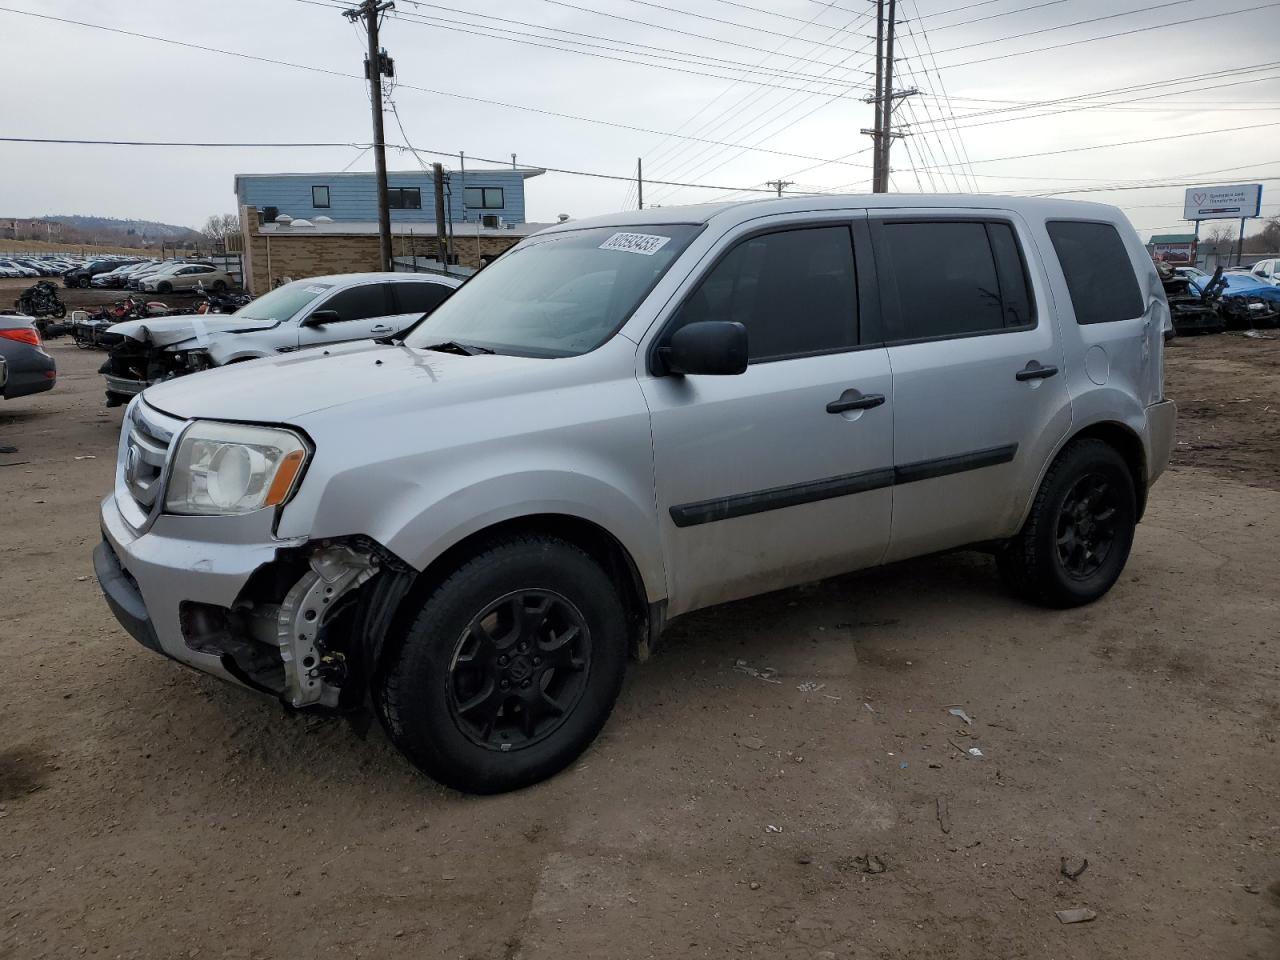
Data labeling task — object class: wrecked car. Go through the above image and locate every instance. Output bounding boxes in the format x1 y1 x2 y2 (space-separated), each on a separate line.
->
1157 262 1224 335
95 196 1176 794
99 273 461 405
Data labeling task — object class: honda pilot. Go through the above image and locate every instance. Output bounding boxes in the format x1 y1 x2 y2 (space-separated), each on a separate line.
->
95 196 1177 793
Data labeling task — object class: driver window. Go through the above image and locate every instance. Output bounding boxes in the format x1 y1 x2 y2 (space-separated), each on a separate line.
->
670 225 858 363
315 283 392 323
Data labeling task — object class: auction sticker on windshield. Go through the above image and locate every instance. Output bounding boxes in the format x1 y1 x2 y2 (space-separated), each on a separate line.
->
599 232 672 256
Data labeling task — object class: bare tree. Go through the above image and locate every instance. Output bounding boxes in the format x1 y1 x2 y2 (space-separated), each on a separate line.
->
201 213 241 245
1203 224 1236 246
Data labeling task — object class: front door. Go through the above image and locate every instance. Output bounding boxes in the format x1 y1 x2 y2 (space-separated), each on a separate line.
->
869 214 1072 562
640 219 894 616
296 281 396 350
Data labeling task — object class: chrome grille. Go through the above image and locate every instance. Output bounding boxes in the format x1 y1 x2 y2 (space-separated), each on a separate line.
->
116 400 183 529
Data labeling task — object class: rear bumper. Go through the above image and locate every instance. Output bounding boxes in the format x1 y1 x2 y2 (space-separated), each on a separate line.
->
1145 399 1177 487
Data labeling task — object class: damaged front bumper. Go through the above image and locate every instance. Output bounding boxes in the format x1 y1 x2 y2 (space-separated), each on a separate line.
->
100 342 212 406
97 492 405 709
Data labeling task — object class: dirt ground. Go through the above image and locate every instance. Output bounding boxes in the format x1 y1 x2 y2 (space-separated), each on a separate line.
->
1 332 1277 960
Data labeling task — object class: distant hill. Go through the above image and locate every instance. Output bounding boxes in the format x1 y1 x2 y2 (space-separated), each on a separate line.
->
40 215 203 244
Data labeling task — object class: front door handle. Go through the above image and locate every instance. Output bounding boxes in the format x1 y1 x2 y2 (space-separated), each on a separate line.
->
1015 360 1059 381
826 389 886 414
371 324 393 334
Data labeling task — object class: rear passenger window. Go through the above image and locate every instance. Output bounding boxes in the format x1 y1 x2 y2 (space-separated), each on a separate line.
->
395 281 453 315
672 225 857 362
1046 220 1144 324
877 220 1034 341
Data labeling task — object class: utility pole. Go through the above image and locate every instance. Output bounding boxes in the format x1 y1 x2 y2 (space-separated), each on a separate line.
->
344 0 395 271
861 0 916 193
432 161 449 272
766 179 794 197
637 158 644 210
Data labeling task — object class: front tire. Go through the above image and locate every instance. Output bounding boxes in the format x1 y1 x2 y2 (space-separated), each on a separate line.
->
157 281 172 294
998 438 1137 608
376 536 628 793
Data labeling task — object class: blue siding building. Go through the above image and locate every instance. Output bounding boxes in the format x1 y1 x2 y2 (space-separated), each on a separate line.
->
234 167 543 225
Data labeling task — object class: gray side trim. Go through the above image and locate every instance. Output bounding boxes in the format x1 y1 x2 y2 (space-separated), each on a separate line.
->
669 443 1018 528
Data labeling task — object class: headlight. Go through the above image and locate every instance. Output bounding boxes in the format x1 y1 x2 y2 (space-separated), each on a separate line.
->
164 421 309 516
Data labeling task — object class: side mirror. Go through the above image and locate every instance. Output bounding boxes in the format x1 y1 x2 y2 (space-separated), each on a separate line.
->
305 309 340 326
659 320 748 376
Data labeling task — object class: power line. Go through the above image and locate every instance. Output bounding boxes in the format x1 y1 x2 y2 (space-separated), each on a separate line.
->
376 0 868 86
917 119 1280 171
926 0 1195 56
936 2 1280 70
0 5 876 171
922 0 1069 32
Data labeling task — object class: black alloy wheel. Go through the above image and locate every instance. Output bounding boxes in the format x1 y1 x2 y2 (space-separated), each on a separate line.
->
1055 473 1120 580
448 589 592 750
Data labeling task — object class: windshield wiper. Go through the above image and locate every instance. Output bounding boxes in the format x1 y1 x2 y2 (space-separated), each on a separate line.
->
420 340 494 356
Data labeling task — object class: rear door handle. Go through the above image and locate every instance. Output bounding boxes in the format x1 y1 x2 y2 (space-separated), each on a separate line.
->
826 389 886 414
371 324 393 334
1015 360 1059 381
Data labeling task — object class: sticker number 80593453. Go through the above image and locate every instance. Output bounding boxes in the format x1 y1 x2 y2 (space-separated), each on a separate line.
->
598 232 672 256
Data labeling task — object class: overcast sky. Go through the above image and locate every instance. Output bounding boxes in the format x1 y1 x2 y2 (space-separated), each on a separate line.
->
2 0 1277 240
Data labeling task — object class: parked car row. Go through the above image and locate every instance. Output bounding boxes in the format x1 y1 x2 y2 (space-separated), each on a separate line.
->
0 257 79 278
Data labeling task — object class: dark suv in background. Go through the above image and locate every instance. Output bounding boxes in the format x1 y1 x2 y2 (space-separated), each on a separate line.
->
64 259 131 289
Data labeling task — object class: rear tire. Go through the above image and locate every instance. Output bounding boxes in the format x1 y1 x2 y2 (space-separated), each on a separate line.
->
78 277 90 288
212 280 228 293
376 536 628 794
997 438 1137 608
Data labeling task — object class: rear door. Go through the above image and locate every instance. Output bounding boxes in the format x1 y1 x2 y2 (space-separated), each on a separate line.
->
385 279 456 334
871 213 1072 561
640 215 895 616
295 281 395 350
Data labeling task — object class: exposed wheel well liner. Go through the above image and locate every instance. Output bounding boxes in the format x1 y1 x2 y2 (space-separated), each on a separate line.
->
1069 421 1148 520
377 514 653 675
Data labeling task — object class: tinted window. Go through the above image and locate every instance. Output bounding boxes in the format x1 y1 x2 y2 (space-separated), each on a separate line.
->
1046 220 1144 324
394 281 453 315
672 226 857 362
879 221 1021 340
312 185 330 208
317 283 392 323
464 186 504 209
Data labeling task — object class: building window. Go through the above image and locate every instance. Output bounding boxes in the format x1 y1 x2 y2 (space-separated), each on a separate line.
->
388 187 422 210
464 186 505 210
312 185 330 208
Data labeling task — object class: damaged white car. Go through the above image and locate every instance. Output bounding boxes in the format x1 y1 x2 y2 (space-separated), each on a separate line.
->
99 273 461 405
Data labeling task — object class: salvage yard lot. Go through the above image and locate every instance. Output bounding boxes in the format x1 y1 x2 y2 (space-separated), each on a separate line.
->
1 336 1277 959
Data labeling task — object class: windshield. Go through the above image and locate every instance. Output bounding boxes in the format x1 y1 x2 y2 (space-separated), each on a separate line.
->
403 224 702 357
233 280 333 322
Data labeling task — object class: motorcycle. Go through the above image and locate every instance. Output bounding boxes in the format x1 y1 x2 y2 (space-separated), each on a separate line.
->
193 281 253 314
15 280 67 326
70 297 173 349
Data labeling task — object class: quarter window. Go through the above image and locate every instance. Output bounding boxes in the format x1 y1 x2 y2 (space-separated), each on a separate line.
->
315 283 392 323
671 225 858 362
877 220 1033 341
388 187 422 210
464 186 504 209
312 185 331 208
1046 220 1144 324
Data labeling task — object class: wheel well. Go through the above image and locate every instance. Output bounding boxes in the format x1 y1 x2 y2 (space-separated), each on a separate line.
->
1070 421 1148 519
383 514 654 665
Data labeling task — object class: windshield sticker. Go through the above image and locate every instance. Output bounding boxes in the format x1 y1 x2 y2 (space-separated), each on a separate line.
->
599 232 672 256
303 285 329 294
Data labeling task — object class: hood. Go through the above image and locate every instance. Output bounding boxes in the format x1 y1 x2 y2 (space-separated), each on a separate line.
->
107 315 278 349
142 340 554 422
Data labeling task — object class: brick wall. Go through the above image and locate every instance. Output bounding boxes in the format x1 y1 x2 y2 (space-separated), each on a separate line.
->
238 206 522 293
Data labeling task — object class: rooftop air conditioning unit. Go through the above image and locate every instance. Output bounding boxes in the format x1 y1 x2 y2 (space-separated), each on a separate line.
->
275 214 294 226
481 214 499 228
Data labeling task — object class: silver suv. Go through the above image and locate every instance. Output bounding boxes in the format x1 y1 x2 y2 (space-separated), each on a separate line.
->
95 196 1176 793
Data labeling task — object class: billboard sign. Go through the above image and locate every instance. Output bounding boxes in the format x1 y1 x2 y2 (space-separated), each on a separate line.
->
1183 184 1262 221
